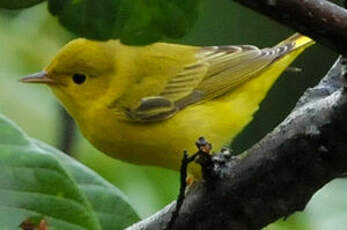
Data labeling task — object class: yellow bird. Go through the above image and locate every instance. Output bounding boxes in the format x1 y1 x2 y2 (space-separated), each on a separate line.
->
21 34 313 179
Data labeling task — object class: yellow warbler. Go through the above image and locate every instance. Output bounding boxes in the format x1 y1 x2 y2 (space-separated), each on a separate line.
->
21 34 313 178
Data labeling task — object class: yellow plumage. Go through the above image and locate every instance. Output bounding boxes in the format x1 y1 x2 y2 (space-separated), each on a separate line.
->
21 34 314 178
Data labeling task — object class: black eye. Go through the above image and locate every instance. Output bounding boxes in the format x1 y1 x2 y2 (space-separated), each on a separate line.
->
72 73 86 84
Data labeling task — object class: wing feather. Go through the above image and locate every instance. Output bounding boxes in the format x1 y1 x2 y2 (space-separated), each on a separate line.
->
115 42 295 122
160 62 208 101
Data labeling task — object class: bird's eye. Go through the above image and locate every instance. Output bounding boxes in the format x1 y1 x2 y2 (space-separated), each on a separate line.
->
72 73 86 85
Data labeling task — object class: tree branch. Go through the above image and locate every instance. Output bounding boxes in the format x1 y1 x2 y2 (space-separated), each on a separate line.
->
232 0 347 54
126 57 347 230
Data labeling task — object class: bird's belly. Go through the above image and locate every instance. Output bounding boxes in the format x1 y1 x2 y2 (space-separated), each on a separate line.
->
80 92 257 178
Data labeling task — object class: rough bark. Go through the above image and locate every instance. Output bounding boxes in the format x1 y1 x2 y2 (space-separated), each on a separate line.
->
126 57 347 230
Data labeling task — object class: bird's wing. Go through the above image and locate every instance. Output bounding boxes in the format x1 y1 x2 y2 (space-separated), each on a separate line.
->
116 43 294 122
178 44 294 106
115 60 208 122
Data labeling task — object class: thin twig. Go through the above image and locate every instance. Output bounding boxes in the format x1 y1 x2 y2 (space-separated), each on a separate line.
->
166 137 213 229
165 150 199 230
57 105 76 155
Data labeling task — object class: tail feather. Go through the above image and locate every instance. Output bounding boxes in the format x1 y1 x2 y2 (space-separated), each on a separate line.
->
276 33 315 50
268 33 314 64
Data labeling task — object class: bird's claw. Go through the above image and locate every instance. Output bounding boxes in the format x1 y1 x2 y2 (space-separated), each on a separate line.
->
195 136 212 154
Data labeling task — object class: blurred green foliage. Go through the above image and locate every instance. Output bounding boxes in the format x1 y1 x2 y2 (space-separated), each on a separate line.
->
118 0 200 44
48 0 200 44
0 0 45 9
2 0 200 44
48 0 123 41
0 0 346 229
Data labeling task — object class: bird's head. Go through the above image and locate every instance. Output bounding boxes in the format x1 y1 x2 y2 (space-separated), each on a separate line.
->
21 38 119 116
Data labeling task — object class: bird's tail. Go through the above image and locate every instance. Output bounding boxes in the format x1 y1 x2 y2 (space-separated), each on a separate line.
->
277 33 314 48
276 33 315 54
262 33 314 72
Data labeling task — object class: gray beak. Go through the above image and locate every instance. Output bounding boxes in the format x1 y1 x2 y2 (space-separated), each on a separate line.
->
20 71 54 84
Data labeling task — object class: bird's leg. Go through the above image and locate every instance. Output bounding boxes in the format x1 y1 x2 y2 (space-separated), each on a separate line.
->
195 137 215 179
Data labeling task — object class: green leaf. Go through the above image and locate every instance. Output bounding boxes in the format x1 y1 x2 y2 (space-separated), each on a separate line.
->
48 0 122 41
0 114 139 230
0 0 46 9
47 0 200 44
34 140 140 229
